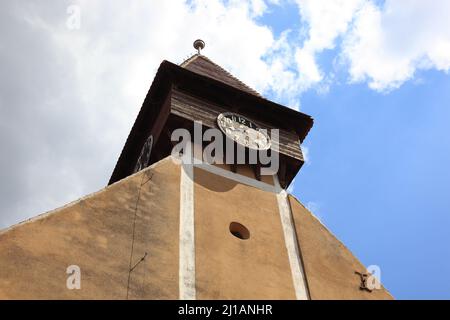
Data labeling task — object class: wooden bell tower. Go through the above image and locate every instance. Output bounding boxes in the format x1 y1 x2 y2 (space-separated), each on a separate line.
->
105 40 316 300
109 41 313 189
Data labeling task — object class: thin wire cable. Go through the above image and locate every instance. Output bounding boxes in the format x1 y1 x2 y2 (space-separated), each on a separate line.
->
126 172 147 299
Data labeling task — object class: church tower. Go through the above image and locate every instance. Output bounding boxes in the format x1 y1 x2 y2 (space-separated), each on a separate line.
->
0 41 392 300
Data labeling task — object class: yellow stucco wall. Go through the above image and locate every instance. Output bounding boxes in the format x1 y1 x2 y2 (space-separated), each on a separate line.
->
194 167 296 299
0 157 180 299
0 156 393 299
289 196 393 299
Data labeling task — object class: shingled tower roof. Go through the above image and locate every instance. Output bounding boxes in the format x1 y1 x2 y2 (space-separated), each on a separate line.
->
180 54 262 97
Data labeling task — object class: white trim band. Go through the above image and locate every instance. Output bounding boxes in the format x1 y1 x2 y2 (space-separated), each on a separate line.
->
274 175 309 300
177 158 308 300
194 163 277 193
179 162 196 300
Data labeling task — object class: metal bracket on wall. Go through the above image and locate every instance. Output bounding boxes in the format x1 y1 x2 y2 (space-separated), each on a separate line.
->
130 252 148 273
355 271 373 292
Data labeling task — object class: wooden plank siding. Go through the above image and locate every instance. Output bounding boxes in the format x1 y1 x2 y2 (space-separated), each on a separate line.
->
182 55 261 97
171 88 304 161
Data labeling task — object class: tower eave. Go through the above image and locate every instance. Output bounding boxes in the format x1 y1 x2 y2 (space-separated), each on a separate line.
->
108 59 314 186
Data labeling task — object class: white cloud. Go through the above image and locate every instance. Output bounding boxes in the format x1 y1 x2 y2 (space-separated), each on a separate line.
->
2 0 450 228
0 0 302 227
296 0 363 50
251 0 367 108
291 0 450 91
295 49 322 85
301 145 310 165
293 0 364 89
305 201 324 223
58 0 293 102
287 177 296 193
342 0 450 91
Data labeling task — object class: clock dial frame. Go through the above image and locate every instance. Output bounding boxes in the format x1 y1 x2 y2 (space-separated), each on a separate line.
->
134 134 153 173
216 112 271 151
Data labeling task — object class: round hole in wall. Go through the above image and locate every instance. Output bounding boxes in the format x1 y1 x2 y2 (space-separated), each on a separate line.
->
229 222 250 240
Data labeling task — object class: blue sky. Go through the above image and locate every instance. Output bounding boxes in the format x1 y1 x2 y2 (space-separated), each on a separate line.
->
296 69 450 299
257 1 450 299
1 0 450 299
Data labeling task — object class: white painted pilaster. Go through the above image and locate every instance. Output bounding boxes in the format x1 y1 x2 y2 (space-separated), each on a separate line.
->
274 175 309 300
179 162 196 300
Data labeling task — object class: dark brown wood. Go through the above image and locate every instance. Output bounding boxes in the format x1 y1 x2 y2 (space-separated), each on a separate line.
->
183 55 261 97
171 89 304 161
108 64 173 185
253 163 261 181
278 159 287 188
149 89 172 146
108 58 313 188
171 60 313 142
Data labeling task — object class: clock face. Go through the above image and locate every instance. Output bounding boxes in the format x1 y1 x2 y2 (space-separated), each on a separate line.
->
217 112 271 150
134 135 153 173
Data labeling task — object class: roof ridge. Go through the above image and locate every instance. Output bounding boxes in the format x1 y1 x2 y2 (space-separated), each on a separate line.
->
199 55 262 97
179 54 262 97
179 53 200 67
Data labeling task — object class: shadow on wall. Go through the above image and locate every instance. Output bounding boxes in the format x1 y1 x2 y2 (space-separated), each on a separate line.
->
193 167 238 192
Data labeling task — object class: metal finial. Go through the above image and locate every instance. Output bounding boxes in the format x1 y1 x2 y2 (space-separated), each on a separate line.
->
193 39 205 54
